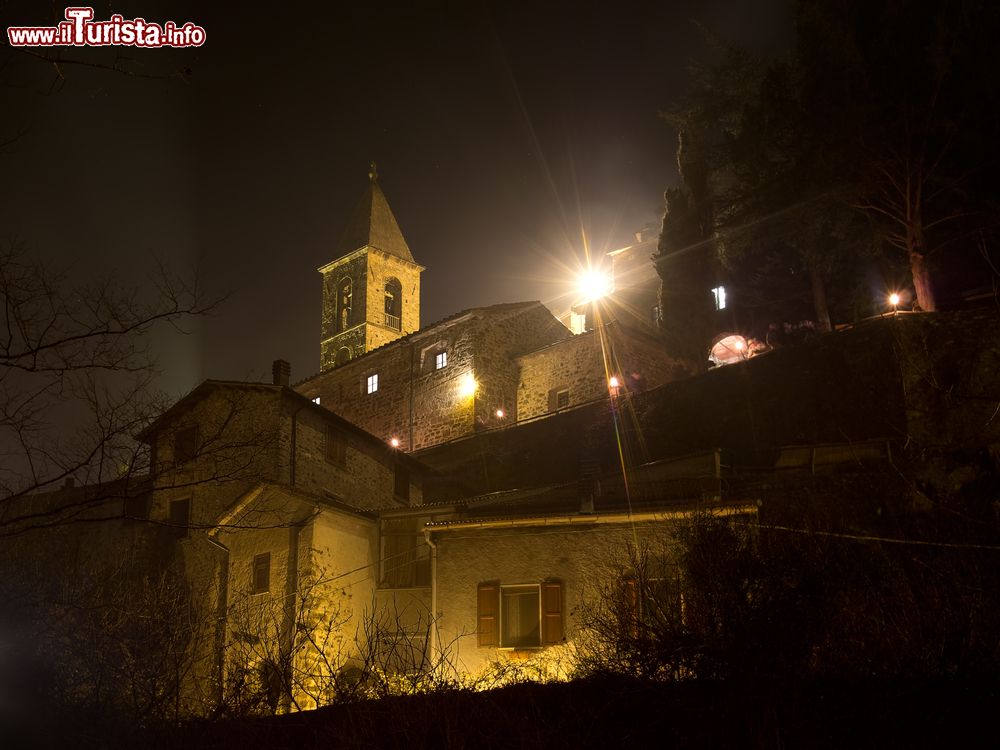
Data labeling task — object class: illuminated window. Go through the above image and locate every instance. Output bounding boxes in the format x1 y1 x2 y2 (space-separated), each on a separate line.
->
435 351 448 370
501 585 540 647
252 552 271 594
366 374 379 394
712 286 727 311
312 396 321 405
477 581 563 648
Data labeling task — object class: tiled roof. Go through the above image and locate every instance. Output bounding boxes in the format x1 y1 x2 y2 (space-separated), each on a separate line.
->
331 178 415 264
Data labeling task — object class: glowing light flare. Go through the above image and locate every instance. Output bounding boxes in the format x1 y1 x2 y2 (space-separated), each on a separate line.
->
389 437 401 448
734 339 745 351
608 376 620 389
576 268 614 303
888 292 901 307
458 372 477 399
495 408 506 419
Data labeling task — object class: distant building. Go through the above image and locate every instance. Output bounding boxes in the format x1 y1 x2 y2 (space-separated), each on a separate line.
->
298 176 689 451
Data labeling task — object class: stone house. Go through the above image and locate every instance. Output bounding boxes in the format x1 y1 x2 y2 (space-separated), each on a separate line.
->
134 366 432 711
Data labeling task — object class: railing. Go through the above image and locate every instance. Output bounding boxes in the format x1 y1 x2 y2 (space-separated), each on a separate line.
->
384 312 401 331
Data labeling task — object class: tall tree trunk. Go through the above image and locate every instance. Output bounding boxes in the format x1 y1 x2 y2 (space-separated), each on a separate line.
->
809 264 832 333
907 192 937 311
908 248 937 312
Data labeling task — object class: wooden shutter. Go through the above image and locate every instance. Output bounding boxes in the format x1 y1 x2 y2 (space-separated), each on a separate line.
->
477 582 500 647
541 580 563 645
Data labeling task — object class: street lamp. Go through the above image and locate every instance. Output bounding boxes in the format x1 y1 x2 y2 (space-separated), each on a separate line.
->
576 268 613 303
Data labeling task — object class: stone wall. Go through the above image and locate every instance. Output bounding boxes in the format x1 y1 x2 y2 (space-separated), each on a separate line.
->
148 386 283 532
432 520 682 677
365 249 421 342
280 400 423 510
320 250 369 362
516 322 689 421
297 303 571 452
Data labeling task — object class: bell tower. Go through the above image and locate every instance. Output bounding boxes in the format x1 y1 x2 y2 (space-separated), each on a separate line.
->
319 165 423 370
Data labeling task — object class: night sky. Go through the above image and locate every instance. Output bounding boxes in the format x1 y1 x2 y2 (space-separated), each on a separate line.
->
1 1 790 398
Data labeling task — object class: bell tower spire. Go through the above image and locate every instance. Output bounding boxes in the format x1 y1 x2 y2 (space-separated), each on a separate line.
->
318 169 424 370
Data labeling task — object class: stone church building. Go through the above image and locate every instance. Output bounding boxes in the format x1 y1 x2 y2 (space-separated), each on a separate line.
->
297 172 691 453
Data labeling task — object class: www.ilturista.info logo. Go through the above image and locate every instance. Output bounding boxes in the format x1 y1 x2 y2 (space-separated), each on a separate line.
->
7 7 206 48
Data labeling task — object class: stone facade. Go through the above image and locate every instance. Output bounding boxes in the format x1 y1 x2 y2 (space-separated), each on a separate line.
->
430 518 680 677
134 377 430 711
297 302 572 451
516 321 694 421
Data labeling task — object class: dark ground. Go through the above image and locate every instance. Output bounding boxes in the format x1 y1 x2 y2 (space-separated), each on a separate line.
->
17 674 996 750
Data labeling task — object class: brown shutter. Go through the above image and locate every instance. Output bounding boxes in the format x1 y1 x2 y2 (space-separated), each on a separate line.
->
541 580 563 645
477 582 500 647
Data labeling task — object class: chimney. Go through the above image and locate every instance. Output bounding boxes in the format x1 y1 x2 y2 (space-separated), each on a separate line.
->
272 359 291 387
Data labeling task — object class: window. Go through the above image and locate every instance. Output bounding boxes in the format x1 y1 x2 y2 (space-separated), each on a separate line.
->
501 585 540 647
434 351 448 370
477 580 563 648
381 518 430 588
712 285 727 310
384 278 402 331
337 277 352 332
312 396 321 405
366 373 379 394
252 552 271 594
622 561 685 635
325 427 346 466
548 388 570 412
394 463 410 501
173 426 198 464
168 498 190 538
